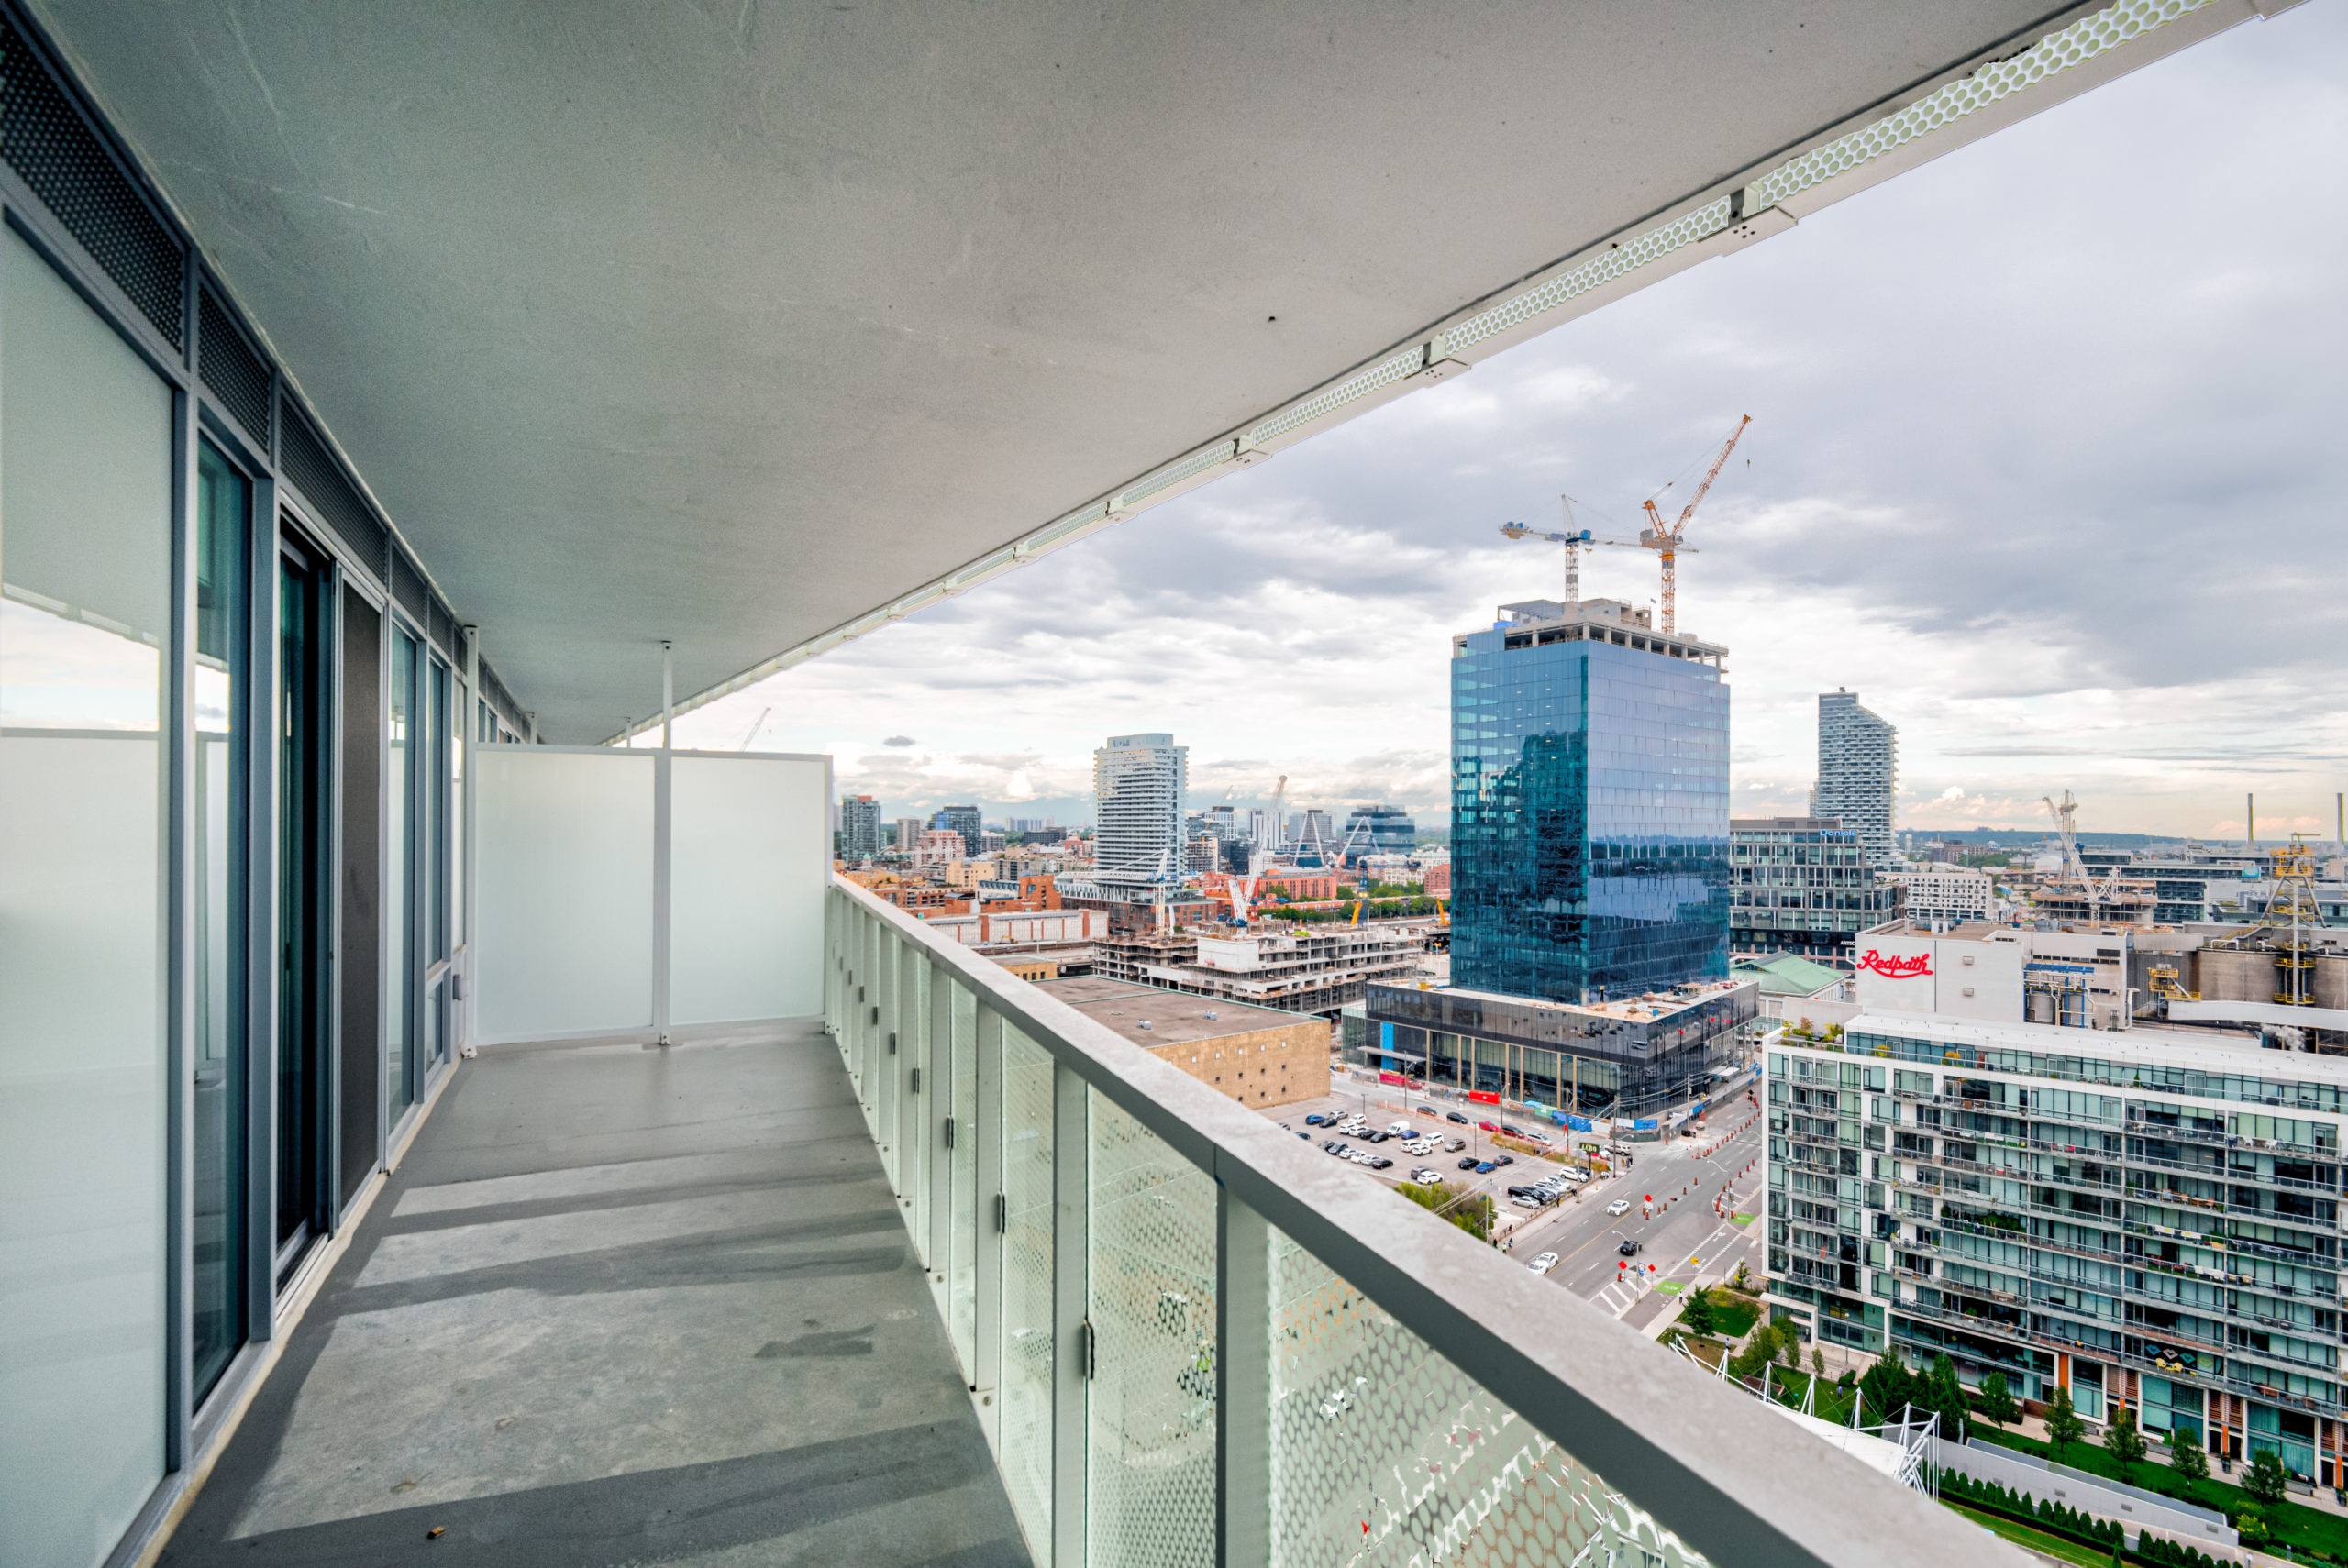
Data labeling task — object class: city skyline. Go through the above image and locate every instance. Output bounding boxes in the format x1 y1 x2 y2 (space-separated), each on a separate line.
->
668 6 2344 843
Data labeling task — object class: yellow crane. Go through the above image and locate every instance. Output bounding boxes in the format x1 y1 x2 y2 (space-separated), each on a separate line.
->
1636 415 1751 635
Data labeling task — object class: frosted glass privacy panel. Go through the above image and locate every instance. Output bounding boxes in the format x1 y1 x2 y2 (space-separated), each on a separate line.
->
475 749 655 1041
670 754 827 1024
1 226 172 1568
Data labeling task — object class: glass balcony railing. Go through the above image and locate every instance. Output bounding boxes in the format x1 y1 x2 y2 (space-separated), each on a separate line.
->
825 876 2012 1568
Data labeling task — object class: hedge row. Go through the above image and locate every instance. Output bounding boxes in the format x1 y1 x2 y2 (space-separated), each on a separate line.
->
1941 1470 2239 1566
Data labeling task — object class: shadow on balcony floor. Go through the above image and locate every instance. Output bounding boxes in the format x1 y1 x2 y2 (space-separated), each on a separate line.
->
161 1020 1026 1568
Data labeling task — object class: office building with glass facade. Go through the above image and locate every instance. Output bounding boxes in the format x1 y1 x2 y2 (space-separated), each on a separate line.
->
1730 815 1898 962
1769 1012 2348 1482
1451 599 1731 1003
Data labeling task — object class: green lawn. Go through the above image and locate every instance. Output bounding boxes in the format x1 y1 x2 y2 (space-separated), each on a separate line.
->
1711 1295 1759 1339
1944 1499 2120 1568
1973 1428 2348 1563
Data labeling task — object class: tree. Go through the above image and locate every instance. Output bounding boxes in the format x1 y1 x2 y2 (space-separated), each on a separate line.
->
2103 1407 2147 1481
2168 1428 2209 1482
2043 1386 2085 1456
1975 1372 2021 1431
1678 1286 1719 1338
1922 1354 1965 1428
1811 1348 1827 1380
2244 1449 2289 1511
1729 1260 1755 1294
1730 1323 1787 1382
1859 1356 1915 1425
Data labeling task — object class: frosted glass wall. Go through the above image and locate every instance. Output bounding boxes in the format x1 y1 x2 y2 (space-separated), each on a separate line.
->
670 754 826 1024
0 227 172 1568
475 749 656 1042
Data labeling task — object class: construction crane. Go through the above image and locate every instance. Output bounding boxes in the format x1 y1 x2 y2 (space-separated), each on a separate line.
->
2042 789 2129 923
736 705 771 750
1499 496 1642 607
1636 415 1751 634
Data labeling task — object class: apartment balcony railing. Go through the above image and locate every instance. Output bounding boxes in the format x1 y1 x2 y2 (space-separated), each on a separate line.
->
825 876 1997 1568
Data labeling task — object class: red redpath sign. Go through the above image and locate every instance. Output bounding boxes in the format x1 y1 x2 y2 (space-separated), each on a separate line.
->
1468 1091 1501 1105
1855 948 1932 979
1377 1071 1412 1087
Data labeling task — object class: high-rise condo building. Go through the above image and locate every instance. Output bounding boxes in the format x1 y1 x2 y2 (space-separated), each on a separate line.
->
1813 689 1899 867
1093 733 1188 884
931 803 982 858
892 816 926 854
839 794 881 860
1769 1011 2348 1479
1451 598 1731 1002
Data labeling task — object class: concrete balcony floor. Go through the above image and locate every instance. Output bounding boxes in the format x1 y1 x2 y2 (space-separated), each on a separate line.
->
161 1021 1024 1568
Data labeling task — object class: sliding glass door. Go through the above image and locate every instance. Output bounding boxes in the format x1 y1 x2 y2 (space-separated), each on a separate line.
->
192 440 250 1403
275 535 332 1276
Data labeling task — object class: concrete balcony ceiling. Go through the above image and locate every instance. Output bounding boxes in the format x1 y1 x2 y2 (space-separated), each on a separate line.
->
37 1 2135 737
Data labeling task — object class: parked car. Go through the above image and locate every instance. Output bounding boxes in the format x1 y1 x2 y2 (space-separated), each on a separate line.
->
1531 1252 1560 1276
1445 1137 1467 1153
1606 1198 1632 1216
1456 1156 1480 1171
1473 1161 1498 1175
1618 1239 1643 1257
1501 1122 1524 1137
1296 1131 1311 1140
1491 1154 1514 1167
1364 1131 1390 1143
1418 1104 1439 1115
1409 1168 1442 1184
1386 1122 1413 1135
1476 1121 1501 1132
1445 1111 1469 1125
1511 1195 1541 1210
1304 1113 1327 1126
1366 1156 1394 1170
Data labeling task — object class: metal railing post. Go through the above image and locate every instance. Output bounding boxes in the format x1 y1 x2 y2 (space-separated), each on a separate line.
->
973 1000 1004 1446
1052 1064 1090 1568
877 929 899 1184
1217 1187 1269 1567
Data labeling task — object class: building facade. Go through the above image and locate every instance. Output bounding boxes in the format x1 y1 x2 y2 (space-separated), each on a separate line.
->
1893 867 1997 925
892 815 926 854
1451 598 1732 1003
1365 978 1759 1120
1813 689 1899 867
1092 732 1187 884
1730 816 1897 961
1768 1013 2348 1483
838 793 881 860
931 802 982 857
1034 977 1330 1109
1344 802 1418 860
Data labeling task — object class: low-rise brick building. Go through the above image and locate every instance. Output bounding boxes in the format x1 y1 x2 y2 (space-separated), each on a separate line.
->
1033 977 1329 1109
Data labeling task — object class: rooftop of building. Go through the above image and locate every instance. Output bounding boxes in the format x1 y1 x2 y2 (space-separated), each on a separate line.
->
1732 954 1846 997
1456 598 1728 661
1413 977 1753 1023
1863 917 2012 942
1028 977 1315 1046
1832 1010 2348 1081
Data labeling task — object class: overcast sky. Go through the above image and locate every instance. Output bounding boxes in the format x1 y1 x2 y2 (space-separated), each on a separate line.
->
674 5 2347 842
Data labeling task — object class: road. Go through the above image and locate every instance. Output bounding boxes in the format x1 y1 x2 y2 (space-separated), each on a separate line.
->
1267 1076 1767 1332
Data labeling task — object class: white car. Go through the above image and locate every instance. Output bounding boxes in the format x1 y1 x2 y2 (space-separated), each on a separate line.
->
1410 1168 1443 1184
1606 1198 1632 1216
1387 1121 1413 1135
1530 1252 1560 1276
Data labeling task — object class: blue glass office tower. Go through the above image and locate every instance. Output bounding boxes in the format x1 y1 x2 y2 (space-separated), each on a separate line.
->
1451 600 1731 1001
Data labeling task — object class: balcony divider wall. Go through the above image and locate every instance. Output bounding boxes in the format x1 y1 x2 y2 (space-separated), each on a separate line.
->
825 874 2013 1568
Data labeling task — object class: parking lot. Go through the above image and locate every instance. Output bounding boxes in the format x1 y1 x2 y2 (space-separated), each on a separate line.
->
1264 1075 1767 1331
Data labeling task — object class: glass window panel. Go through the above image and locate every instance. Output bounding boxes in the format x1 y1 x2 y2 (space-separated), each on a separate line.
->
999 1026 1057 1553
1267 1223 1712 1568
192 440 248 1404
1088 1090 1217 1567
670 755 826 1024
948 983 978 1374
389 628 415 1115
0 224 172 1568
